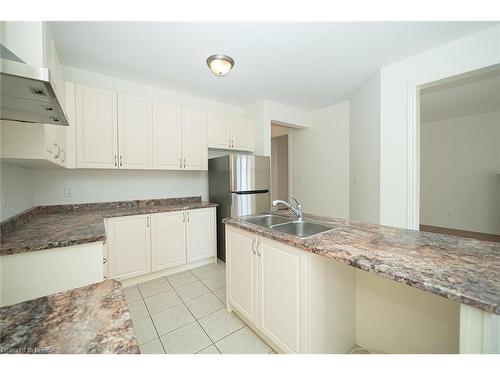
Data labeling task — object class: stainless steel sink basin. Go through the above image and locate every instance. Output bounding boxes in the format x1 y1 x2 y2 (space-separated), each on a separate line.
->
269 221 332 238
242 214 292 227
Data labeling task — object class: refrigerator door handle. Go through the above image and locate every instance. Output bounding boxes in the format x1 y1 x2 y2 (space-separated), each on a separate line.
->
232 189 270 195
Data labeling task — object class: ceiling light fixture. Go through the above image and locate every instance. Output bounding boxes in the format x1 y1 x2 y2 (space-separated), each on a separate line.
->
206 54 235 76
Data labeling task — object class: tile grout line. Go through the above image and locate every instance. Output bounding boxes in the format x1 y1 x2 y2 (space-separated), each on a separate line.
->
137 276 172 354
194 270 227 304
130 265 244 355
190 268 248 352
166 270 219 353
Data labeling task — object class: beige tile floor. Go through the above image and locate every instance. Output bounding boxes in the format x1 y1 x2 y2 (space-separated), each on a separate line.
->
123 261 274 354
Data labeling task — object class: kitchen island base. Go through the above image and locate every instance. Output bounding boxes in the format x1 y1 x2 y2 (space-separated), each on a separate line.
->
225 225 499 354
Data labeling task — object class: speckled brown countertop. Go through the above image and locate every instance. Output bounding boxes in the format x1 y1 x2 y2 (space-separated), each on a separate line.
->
0 280 138 354
224 213 500 315
0 197 217 256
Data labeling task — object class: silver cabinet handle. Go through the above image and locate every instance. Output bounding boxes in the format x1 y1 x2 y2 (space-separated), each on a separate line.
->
53 143 61 159
251 238 256 255
120 155 123 167
256 239 262 257
146 216 150 228
183 158 187 168
180 158 183 169
60 150 66 163
103 257 107 264
183 211 186 222
114 155 117 167
187 212 190 222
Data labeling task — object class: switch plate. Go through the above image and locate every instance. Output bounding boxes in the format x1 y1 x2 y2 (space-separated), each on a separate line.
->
63 186 72 198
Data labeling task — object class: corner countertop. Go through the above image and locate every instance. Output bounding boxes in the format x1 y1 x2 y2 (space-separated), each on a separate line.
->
224 213 500 315
0 280 139 354
0 197 217 256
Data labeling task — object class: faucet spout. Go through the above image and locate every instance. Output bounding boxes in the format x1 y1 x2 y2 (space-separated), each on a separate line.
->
272 197 303 221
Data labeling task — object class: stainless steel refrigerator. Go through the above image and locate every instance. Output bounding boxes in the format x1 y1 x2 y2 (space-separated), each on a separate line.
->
208 155 271 261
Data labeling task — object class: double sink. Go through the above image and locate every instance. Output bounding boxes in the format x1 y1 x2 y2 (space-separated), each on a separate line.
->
241 214 333 239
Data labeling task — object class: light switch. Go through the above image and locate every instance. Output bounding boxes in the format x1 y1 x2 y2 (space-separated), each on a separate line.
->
353 173 359 183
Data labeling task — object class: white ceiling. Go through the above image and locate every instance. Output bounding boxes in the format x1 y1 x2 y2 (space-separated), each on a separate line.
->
50 22 497 111
420 67 500 122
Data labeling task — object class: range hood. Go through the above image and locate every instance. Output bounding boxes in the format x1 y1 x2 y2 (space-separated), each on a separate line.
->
0 45 69 126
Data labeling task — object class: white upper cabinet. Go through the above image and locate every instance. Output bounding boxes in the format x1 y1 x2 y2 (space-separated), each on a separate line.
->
230 116 253 151
76 85 118 168
182 107 207 170
152 101 183 169
207 112 231 149
0 121 67 168
207 112 253 151
118 94 153 169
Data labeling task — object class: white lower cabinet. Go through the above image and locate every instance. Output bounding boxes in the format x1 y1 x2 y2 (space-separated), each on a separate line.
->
151 211 186 271
227 228 259 326
106 214 152 280
186 208 216 263
226 227 307 353
106 207 216 281
259 238 307 354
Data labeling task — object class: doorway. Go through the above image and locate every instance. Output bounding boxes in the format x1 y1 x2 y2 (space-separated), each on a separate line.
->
419 66 500 242
271 124 290 208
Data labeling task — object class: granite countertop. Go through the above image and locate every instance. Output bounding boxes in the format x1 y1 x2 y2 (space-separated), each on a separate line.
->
0 197 217 256
0 280 139 354
224 213 500 315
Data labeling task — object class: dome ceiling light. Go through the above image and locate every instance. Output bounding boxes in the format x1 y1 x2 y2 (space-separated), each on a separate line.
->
206 54 235 76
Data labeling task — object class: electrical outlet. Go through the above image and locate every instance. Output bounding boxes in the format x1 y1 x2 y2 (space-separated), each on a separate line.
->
63 186 72 198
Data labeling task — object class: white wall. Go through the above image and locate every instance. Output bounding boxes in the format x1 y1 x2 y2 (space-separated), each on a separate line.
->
349 72 381 224
379 25 500 228
290 101 350 219
32 169 208 206
0 21 45 66
271 135 289 202
0 163 34 221
246 100 311 156
420 111 500 234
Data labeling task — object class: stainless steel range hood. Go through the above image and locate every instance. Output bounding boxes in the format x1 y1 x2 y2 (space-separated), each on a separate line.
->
0 45 69 126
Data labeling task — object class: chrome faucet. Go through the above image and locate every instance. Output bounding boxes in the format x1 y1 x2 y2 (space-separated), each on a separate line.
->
272 197 303 221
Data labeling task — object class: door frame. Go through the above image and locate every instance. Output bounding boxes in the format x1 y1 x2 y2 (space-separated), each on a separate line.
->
406 63 500 230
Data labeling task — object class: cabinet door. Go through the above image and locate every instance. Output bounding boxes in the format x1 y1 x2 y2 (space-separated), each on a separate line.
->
227 227 259 326
230 117 253 151
186 208 215 262
152 101 182 169
118 94 153 169
107 214 151 280
151 211 186 272
207 112 230 149
76 85 118 168
182 107 207 170
259 238 307 353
